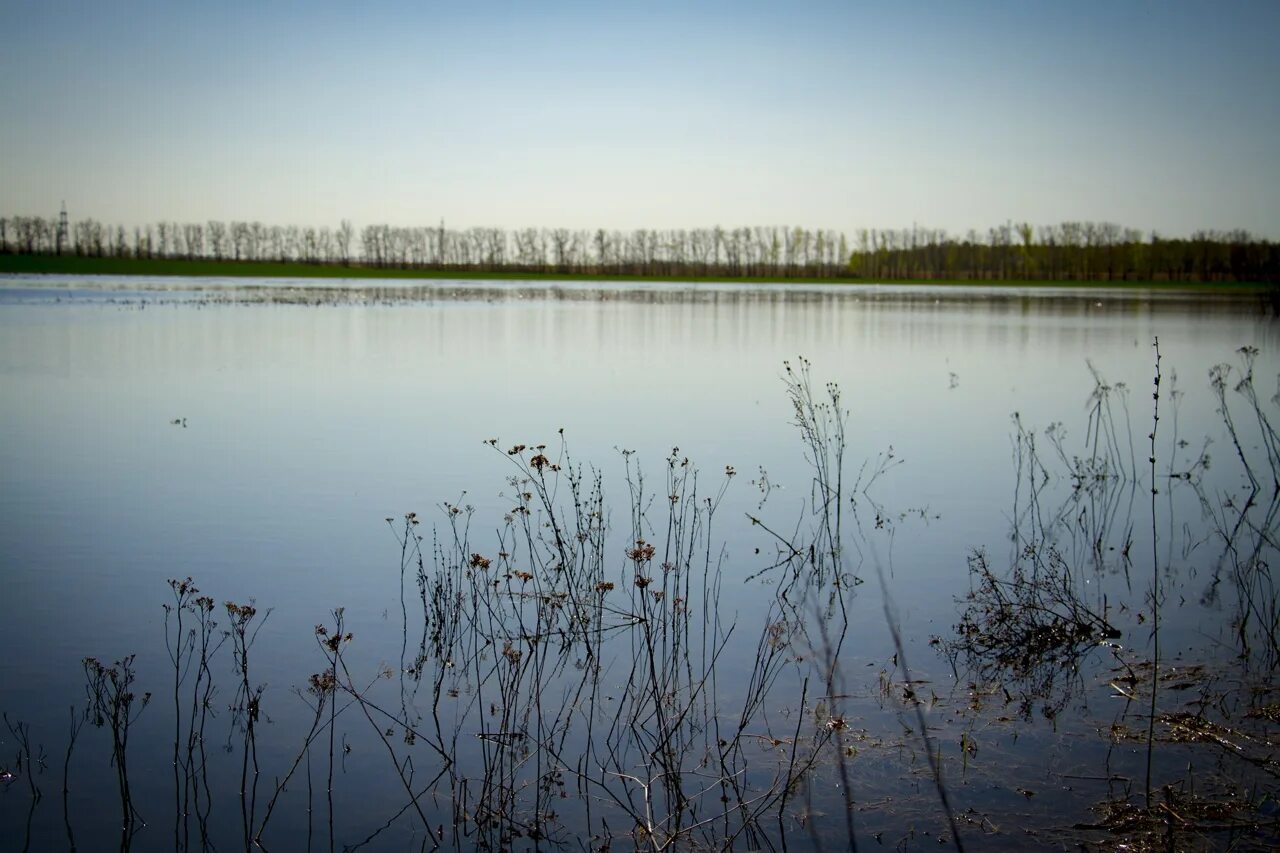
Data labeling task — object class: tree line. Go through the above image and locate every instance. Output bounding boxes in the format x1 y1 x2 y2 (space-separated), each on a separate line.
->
2 213 1276 282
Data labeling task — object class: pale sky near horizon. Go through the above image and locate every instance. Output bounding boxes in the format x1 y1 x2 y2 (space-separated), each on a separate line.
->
2 0 1277 238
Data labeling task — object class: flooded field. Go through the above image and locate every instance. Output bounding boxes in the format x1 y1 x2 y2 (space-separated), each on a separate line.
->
0 276 1277 851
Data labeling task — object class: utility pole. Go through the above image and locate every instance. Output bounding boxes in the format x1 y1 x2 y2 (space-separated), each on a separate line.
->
56 202 69 255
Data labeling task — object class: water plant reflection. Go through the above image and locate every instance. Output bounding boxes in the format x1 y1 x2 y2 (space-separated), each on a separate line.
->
2 352 1278 850
940 347 1280 849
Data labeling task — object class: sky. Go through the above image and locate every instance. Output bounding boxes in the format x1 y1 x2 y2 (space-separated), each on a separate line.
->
2 0 1278 238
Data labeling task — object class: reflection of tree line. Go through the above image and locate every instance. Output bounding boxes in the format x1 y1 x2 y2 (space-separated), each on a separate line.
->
3 213 1278 282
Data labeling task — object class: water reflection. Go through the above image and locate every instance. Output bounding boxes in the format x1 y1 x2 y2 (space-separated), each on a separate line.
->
1 278 1277 850
939 344 1280 849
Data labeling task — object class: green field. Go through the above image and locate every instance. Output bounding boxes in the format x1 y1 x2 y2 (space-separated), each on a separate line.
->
0 252 1270 291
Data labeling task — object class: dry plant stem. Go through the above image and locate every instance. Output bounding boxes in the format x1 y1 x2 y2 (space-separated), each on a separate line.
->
63 704 86 852
253 679 335 847
187 596 224 849
164 577 206 851
327 628 338 853
478 441 802 850
324 610 439 849
1233 348 1280 490
1146 337 1161 810
776 676 811 850
82 654 150 834
1210 354 1266 494
166 582 190 850
225 600 268 851
784 357 847 578
305 747 315 851
3 714 41 803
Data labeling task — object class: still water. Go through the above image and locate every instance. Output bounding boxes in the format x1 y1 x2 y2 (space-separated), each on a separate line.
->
0 275 1276 850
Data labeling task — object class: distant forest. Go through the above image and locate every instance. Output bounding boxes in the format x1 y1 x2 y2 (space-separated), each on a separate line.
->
2 213 1277 282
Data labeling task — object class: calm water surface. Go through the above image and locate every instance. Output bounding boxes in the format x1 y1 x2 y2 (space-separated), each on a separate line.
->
1 275 1276 850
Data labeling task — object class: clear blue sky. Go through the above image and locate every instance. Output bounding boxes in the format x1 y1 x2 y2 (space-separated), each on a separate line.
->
3 0 1277 237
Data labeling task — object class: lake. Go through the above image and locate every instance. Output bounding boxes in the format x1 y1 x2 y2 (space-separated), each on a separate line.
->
1 275 1277 851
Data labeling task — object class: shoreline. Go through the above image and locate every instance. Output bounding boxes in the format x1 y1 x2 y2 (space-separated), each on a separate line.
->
0 253 1271 292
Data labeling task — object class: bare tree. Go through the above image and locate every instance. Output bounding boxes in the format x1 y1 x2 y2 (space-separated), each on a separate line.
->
183 223 204 260
207 221 227 261
336 220 353 266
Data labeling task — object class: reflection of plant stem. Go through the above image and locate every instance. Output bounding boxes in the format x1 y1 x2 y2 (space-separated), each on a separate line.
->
254 672 334 845
333 630 437 841
875 560 965 851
